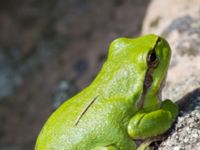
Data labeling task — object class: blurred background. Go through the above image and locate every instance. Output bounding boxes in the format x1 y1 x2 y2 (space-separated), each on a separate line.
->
0 0 150 149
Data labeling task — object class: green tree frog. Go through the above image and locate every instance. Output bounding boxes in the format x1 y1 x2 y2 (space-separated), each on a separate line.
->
35 34 178 150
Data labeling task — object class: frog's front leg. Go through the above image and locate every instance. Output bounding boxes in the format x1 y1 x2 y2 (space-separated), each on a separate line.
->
128 100 178 140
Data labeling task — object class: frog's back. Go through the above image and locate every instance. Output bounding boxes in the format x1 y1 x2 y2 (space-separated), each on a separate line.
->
35 88 96 149
35 87 135 150
35 35 146 149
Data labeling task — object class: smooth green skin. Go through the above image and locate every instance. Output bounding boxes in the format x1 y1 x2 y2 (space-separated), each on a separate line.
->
35 34 178 150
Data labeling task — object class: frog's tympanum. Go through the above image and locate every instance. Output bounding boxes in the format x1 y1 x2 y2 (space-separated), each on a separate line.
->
35 34 178 150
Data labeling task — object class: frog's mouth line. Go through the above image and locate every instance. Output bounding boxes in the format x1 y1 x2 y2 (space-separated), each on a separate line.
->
144 69 153 90
137 68 153 109
137 67 167 109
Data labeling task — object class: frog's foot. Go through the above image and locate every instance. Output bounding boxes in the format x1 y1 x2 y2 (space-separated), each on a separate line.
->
128 100 178 140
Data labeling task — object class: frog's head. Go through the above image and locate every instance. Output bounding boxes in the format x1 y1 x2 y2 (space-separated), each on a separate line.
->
108 34 171 111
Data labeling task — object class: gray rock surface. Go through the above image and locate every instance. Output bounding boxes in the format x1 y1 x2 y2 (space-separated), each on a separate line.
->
159 89 200 150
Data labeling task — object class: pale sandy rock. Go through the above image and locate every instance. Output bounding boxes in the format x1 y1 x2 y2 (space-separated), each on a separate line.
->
142 0 200 35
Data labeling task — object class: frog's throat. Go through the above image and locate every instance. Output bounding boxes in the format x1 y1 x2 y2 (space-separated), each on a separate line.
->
157 74 166 100
137 67 153 109
137 67 167 110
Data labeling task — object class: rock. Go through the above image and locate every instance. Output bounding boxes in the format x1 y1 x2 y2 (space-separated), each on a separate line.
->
158 89 200 150
142 0 200 35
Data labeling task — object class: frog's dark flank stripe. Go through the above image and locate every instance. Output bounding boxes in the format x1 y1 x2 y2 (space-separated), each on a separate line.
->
74 96 99 126
137 37 161 109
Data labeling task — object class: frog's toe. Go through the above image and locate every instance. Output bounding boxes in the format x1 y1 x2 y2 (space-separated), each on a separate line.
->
161 99 178 121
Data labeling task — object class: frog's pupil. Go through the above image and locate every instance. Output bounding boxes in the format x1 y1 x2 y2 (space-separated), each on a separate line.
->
149 52 156 62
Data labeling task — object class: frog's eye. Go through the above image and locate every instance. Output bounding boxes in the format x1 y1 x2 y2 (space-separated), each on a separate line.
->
147 51 159 68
